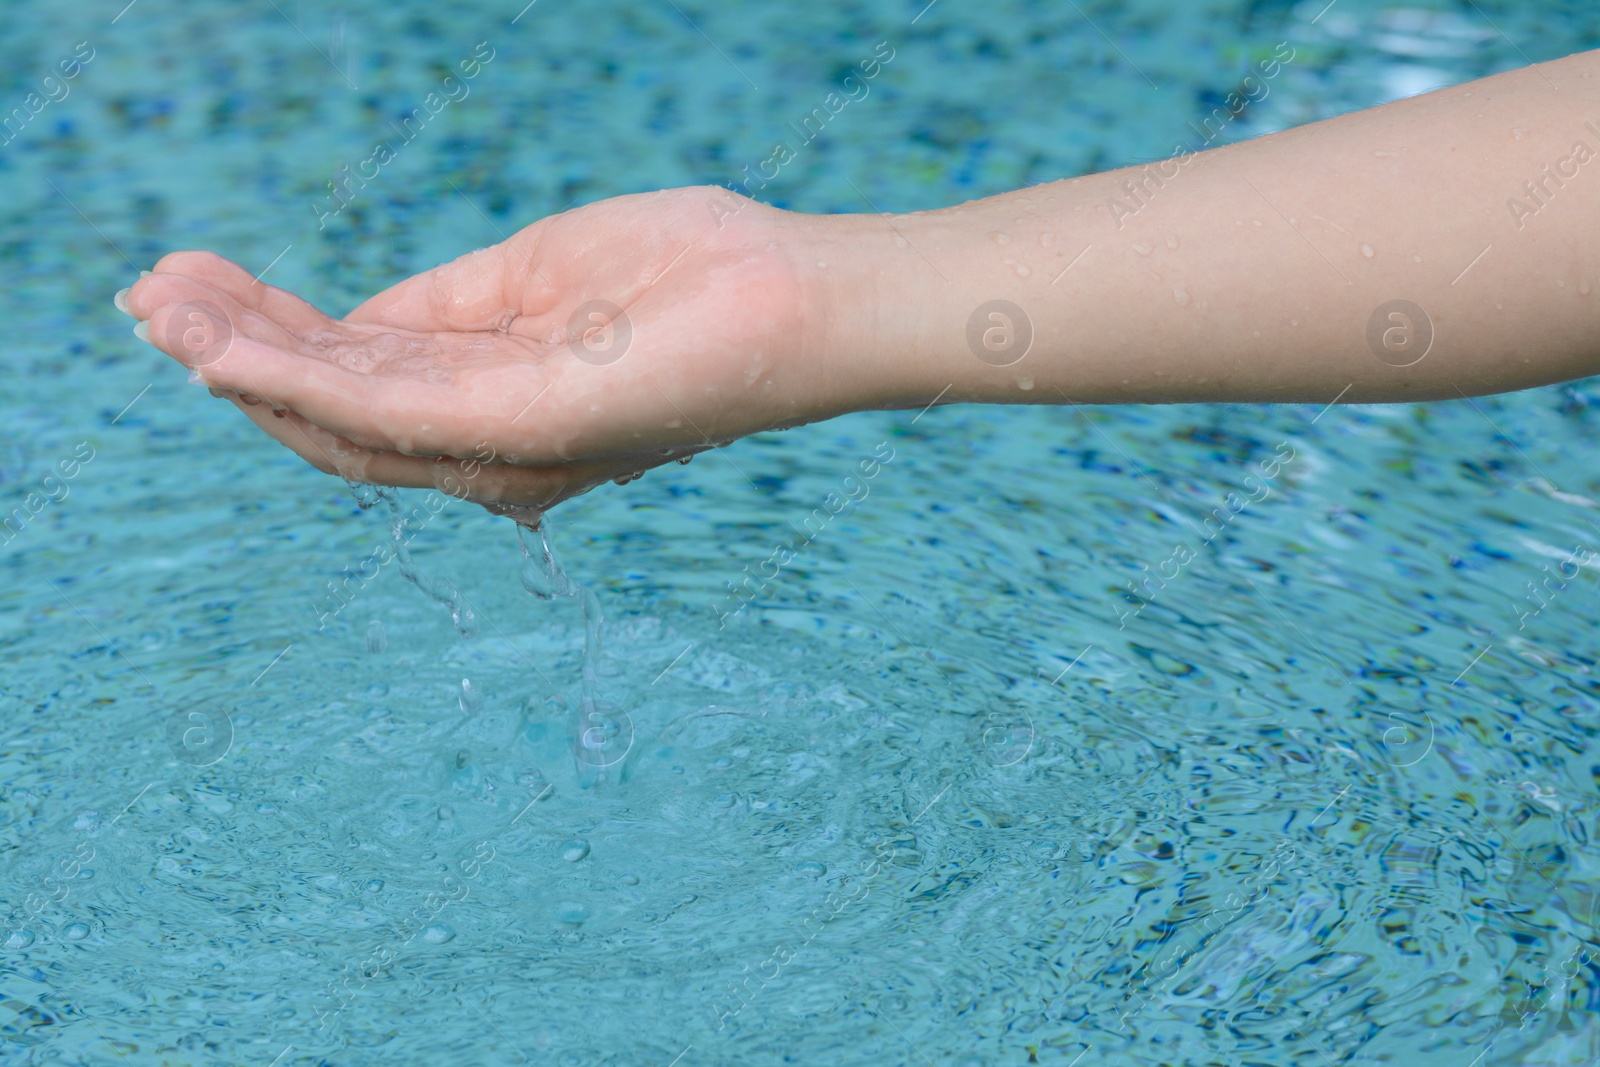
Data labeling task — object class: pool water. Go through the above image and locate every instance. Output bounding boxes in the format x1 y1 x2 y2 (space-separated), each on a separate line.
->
5 1 1600 1064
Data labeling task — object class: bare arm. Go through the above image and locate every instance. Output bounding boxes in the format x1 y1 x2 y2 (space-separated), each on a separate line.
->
799 46 1600 410
126 49 1600 515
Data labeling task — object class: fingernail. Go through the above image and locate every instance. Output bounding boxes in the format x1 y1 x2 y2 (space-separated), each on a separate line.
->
132 320 149 342
113 287 131 315
140 270 152 278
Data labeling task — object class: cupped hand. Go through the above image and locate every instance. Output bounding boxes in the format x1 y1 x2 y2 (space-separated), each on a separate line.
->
123 186 827 523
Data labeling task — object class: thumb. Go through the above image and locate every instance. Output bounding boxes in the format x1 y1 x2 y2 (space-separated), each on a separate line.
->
343 240 530 333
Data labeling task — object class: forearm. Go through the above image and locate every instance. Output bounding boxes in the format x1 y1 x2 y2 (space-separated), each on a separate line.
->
798 47 1600 411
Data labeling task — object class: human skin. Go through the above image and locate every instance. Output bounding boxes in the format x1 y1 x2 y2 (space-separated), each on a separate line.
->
123 47 1600 522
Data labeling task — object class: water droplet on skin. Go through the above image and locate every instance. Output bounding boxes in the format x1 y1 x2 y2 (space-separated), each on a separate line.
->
1166 235 1178 250
993 232 1011 245
1012 262 1032 278
1017 376 1034 391
1557 279 1566 287
366 620 387 654
1290 319 1299 327
1252 219 1264 227
816 261 827 269
796 862 827 878
1173 285 1191 307
421 923 455 944
1039 233 1055 247
894 236 907 248
459 678 480 716
1581 280 1592 296
621 874 640 886
62 923 89 941
1413 254 1423 263
1512 127 1529 140
4 930 35 950
1132 241 1153 255
560 838 591 862
1360 243 1375 258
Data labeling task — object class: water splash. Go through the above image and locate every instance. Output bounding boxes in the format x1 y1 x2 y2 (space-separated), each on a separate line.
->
376 487 477 637
345 479 382 510
516 523 629 785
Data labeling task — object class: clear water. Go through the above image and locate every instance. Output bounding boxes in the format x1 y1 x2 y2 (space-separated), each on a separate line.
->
4 1 1600 1064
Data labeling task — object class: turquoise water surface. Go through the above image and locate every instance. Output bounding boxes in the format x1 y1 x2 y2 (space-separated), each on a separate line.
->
5 1 1600 1064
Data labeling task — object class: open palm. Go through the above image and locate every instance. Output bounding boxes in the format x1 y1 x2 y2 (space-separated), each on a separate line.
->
126 186 816 522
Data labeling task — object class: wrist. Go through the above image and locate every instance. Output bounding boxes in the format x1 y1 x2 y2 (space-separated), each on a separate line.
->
783 188 1093 419
782 208 954 418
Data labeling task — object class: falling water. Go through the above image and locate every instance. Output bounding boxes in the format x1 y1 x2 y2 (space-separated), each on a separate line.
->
347 481 625 783
516 522 629 786
374 487 478 637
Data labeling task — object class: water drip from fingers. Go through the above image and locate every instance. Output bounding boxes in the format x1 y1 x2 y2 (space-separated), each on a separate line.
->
516 523 622 786
376 487 478 637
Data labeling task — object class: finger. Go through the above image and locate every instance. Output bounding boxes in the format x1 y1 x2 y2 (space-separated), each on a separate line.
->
134 251 338 337
225 391 385 481
224 393 624 508
143 293 574 461
143 300 419 454
343 240 534 334
128 272 309 356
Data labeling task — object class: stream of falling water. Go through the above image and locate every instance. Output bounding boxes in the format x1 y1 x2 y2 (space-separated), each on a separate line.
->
378 490 477 638
354 484 628 785
515 521 631 787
